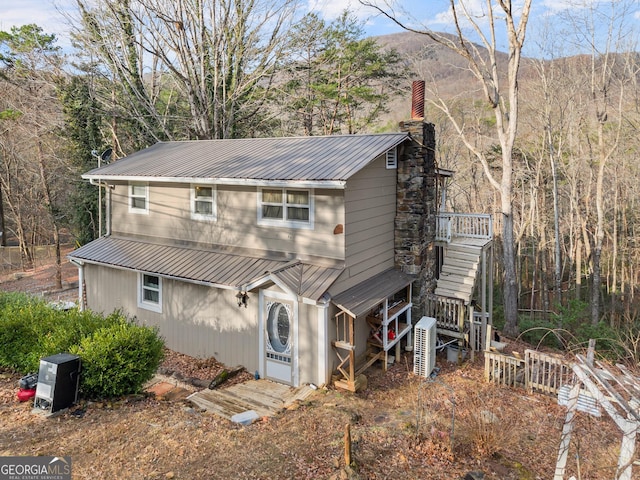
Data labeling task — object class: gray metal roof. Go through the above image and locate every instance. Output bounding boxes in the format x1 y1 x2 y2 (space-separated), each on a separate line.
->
69 236 343 301
83 133 410 185
332 269 415 318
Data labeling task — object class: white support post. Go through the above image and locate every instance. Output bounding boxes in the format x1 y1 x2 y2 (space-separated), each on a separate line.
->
616 420 637 480
554 381 582 479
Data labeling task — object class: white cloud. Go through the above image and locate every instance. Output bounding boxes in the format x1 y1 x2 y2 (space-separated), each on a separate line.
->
305 0 372 21
431 0 488 24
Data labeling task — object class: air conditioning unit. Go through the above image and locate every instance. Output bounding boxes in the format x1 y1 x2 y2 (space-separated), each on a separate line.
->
33 353 81 415
414 316 437 377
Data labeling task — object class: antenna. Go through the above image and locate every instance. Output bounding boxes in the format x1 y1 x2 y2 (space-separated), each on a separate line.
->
100 148 113 164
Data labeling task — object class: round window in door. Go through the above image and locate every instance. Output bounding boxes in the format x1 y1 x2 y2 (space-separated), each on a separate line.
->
266 302 292 362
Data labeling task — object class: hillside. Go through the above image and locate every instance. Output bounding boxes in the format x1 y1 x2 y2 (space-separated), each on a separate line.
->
372 31 504 126
0 260 626 479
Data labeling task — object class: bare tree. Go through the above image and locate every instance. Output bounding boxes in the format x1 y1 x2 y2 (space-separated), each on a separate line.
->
0 25 68 281
71 0 299 144
362 0 532 336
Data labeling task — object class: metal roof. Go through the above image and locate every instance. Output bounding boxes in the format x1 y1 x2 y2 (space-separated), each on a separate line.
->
68 236 343 301
331 269 415 318
83 133 410 185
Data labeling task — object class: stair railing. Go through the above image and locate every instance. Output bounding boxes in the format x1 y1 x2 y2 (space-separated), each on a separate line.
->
436 213 492 242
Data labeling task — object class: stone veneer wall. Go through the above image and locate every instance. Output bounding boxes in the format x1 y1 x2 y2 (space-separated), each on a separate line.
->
395 120 438 317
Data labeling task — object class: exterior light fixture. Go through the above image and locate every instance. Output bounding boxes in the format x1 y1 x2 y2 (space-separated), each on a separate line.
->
236 291 248 308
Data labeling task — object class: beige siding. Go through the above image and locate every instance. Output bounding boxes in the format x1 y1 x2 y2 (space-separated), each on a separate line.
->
83 264 332 385
330 155 396 294
296 301 320 385
83 264 260 372
110 184 345 260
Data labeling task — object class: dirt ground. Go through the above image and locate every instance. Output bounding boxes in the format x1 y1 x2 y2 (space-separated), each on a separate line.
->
0 255 628 479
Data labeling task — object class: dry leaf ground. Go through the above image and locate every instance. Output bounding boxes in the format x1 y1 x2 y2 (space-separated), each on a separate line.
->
0 252 627 479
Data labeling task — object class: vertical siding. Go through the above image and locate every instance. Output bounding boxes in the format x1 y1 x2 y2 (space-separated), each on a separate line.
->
110 183 345 260
330 155 396 294
296 301 320 385
84 264 260 372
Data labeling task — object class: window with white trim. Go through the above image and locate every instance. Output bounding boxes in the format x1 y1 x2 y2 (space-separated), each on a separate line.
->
385 148 397 169
191 185 216 220
138 273 162 313
129 183 149 214
258 188 314 229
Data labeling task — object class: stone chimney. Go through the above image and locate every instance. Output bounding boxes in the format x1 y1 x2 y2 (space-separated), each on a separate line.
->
395 81 438 314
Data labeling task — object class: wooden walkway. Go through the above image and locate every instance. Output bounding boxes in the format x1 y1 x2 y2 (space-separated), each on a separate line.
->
187 380 315 420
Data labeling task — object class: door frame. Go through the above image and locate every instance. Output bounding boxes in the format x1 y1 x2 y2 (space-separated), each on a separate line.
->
258 289 299 386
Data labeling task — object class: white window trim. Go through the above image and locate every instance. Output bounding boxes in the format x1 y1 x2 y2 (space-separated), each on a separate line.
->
129 182 149 214
138 272 162 313
385 148 397 169
257 187 314 230
190 184 217 221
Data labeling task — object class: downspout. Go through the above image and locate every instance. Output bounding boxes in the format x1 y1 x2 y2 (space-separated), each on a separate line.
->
106 184 112 235
89 178 112 237
69 258 85 311
317 293 332 387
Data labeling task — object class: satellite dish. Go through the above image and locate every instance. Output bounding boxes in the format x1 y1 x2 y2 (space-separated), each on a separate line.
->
100 148 113 164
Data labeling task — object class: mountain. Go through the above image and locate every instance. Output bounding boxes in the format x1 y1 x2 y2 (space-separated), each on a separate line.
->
372 31 508 124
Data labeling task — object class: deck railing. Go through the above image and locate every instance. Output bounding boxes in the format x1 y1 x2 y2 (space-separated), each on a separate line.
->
485 349 573 397
425 293 465 334
436 213 493 243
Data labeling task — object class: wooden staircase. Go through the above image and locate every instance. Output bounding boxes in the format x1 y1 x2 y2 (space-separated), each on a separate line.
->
435 244 481 303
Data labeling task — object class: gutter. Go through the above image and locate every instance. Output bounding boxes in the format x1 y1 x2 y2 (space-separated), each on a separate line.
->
68 258 86 311
84 175 347 190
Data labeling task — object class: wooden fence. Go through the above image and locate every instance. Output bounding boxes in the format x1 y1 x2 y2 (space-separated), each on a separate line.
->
0 244 68 271
485 349 573 396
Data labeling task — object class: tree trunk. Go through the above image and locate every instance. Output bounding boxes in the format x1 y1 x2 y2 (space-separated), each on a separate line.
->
0 184 5 247
37 140 62 290
502 212 519 337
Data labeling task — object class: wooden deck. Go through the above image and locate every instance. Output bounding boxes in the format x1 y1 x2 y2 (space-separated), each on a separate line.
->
187 380 315 420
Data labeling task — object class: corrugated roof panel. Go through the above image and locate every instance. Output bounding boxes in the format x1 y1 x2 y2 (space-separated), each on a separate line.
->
68 236 342 300
85 133 410 182
269 262 343 301
332 269 415 318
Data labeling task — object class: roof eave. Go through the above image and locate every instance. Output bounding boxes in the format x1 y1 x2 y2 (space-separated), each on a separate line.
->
66 256 239 291
81 175 347 189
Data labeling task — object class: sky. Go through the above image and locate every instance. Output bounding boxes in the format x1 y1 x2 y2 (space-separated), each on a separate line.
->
0 0 639 57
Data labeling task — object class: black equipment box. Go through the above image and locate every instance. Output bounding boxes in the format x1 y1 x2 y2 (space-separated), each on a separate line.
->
34 353 81 414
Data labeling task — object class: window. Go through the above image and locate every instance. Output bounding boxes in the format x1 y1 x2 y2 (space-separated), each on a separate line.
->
265 301 292 363
258 188 313 229
191 185 216 220
266 302 291 354
138 273 162 313
129 183 149 214
385 148 397 169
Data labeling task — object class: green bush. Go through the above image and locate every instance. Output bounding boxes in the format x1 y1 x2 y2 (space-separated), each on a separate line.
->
0 293 55 371
0 292 165 398
71 319 164 398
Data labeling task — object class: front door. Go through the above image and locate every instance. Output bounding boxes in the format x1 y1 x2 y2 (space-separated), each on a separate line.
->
261 291 297 385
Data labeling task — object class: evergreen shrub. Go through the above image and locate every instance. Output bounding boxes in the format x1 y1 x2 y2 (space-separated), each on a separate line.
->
0 292 164 398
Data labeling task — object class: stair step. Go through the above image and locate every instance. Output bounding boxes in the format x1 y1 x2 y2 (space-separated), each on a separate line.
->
435 279 474 295
441 264 478 277
445 250 480 264
434 287 471 302
438 271 476 285
446 243 482 254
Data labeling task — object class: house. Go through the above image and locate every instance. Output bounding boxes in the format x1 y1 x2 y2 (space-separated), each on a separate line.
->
69 86 493 391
